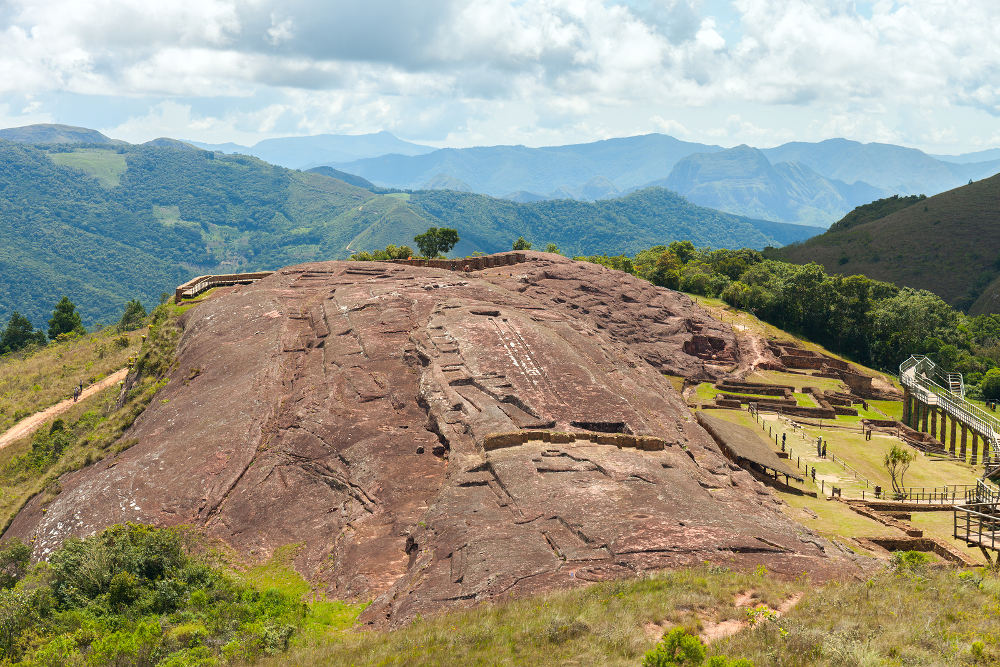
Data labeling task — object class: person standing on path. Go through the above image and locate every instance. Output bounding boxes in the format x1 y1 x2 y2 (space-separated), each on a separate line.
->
73 382 82 402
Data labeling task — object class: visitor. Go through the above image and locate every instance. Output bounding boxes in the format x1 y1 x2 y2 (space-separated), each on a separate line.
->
73 382 81 402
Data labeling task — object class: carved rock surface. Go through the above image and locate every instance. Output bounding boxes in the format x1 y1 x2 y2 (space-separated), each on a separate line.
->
5 252 855 626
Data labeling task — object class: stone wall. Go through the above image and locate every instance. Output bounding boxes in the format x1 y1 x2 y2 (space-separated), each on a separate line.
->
482 430 667 452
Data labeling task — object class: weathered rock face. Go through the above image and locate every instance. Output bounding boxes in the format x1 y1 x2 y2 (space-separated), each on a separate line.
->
5 252 855 626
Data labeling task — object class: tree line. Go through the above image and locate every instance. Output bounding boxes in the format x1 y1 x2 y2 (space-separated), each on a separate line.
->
1 297 147 356
576 242 1000 400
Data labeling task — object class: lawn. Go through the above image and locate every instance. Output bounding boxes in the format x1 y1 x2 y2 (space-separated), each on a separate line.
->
48 148 127 187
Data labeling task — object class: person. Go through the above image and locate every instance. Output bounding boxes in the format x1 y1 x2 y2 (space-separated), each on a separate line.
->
822 443 827 458
781 432 786 450
73 382 81 402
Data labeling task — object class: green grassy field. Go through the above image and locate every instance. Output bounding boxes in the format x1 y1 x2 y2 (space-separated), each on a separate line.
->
48 148 127 187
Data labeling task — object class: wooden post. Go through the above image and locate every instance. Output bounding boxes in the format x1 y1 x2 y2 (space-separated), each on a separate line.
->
930 408 938 440
949 416 958 456
961 424 968 461
920 402 929 434
971 432 980 466
902 389 912 425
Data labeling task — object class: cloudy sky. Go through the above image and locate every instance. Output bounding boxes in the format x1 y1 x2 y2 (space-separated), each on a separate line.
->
1 0 998 153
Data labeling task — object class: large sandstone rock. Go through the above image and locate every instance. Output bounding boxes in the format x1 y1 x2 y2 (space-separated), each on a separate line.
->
5 252 856 626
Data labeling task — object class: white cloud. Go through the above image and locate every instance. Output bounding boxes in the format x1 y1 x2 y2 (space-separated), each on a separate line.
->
0 0 999 152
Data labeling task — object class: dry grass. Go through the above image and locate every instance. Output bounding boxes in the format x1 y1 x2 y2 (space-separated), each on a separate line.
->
0 307 181 533
0 327 142 434
268 565 805 667
266 564 1000 666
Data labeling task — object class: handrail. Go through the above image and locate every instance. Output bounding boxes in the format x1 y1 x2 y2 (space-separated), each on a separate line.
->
900 355 1000 464
174 271 274 301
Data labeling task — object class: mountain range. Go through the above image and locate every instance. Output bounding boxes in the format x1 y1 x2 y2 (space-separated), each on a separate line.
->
0 134 817 328
331 135 1000 226
7 123 1000 227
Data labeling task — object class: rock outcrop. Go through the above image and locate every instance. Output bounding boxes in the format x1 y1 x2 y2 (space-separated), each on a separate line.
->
5 252 856 626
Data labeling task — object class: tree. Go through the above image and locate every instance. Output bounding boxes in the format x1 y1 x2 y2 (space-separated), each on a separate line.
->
117 299 147 332
545 243 560 254
884 443 915 495
512 236 532 251
413 227 459 258
47 297 85 340
0 312 46 354
982 368 1000 401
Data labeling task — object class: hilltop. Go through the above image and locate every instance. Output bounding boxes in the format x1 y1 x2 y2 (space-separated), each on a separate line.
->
0 140 818 328
4 253 856 627
0 123 120 145
771 173 1000 313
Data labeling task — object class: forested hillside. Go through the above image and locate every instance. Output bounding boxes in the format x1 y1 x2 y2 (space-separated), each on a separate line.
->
771 173 1000 313
0 140 819 327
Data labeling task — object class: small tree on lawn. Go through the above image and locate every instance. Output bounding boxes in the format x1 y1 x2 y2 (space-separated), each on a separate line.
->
884 443 915 495
47 297 86 340
414 227 459 258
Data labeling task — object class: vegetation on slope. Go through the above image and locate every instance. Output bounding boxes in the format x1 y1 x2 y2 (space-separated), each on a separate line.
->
0 524 364 665
272 562 1000 666
826 194 926 232
771 172 1000 312
0 302 180 532
0 140 819 328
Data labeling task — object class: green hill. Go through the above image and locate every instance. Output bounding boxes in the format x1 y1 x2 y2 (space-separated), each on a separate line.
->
771 173 1000 312
0 140 819 328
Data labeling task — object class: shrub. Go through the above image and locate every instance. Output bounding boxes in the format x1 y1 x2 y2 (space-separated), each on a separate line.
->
642 627 706 666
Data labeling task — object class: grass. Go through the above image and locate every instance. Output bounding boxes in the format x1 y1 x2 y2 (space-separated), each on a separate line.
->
48 148 127 187
268 564 1000 666
269 565 805 667
907 511 989 565
0 327 142 433
693 382 781 404
746 369 848 393
230 543 367 640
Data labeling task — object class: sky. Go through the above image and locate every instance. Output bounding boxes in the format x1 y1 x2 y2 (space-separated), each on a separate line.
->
1 0 999 153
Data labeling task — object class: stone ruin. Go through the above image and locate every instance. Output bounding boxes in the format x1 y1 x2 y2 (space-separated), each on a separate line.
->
4 252 858 627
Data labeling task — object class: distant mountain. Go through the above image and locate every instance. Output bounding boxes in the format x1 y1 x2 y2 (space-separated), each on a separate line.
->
332 134 1000 225
421 174 473 192
142 138 199 150
305 166 377 190
333 134 725 198
0 140 819 328
0 124 119 145
190 131 435 169
659 145 885 226
932 148 1000 164
771 173 1000 313
761 138 1000 195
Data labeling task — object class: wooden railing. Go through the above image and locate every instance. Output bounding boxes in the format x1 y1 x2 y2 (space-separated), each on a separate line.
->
174 272 273 302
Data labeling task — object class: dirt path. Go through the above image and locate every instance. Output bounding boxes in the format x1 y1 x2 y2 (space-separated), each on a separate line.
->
0 368 128 450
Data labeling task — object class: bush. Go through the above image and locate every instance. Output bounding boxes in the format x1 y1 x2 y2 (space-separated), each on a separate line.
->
982 368 1000 401
642 627 706 666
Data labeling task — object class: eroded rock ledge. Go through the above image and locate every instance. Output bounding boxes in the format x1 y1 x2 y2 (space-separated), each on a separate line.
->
5 252 857 626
